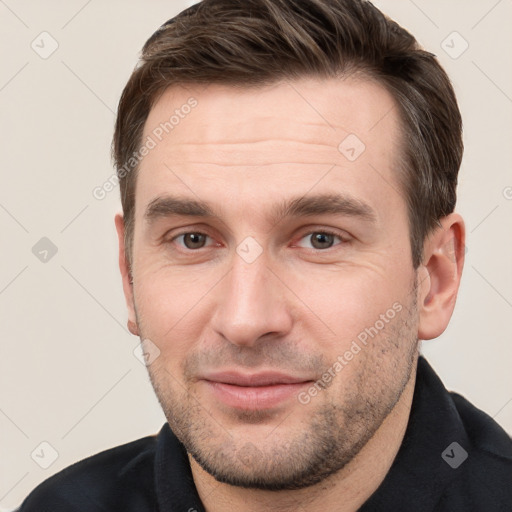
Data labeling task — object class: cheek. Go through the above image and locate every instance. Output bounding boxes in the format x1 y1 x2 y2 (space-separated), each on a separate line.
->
289 263 412 350
134 267 215 363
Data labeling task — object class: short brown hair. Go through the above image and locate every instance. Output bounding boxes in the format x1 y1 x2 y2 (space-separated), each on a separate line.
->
112 0 463 270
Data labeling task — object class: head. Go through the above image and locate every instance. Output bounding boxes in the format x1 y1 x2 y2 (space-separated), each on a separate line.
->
113 0 465 491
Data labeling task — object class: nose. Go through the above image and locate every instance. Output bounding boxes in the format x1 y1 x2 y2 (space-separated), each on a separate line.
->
210 250 293 348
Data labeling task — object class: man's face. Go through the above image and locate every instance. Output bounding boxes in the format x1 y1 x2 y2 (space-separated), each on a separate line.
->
127 77 420 489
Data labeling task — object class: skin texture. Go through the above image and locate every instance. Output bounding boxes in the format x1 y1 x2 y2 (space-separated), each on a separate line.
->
115 77 465 512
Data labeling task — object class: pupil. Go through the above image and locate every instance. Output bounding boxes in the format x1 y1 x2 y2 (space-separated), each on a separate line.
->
313 233 333 249
185 233 205 249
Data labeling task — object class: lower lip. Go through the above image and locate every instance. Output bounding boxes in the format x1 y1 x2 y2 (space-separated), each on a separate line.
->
204 381 310 410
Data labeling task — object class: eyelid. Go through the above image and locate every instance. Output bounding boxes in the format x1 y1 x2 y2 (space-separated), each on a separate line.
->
162 222 216 240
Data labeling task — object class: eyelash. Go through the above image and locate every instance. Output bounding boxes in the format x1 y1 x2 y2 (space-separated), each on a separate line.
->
168 228 347 252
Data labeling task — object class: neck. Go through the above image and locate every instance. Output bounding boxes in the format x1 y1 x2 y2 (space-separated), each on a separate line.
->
191 359 418 512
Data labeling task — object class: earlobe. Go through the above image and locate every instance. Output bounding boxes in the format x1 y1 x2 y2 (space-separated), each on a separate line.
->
114 213 139 337
417 213 465 340
127 320 139 336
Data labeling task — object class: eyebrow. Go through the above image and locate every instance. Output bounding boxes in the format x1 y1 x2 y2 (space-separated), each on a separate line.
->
144 193 377 226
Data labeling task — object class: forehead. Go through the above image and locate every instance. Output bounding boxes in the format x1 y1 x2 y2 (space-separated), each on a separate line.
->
136 76 404 224
143 76 399 149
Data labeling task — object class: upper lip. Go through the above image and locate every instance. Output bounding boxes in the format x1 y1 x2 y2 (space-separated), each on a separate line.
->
201 371 312 387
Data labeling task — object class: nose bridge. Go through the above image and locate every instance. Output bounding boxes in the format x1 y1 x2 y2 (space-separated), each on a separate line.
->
225 249 274 319
211 246 292 346
229 250 269 308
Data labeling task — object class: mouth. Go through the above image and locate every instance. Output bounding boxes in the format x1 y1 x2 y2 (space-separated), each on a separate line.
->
200 371 313 410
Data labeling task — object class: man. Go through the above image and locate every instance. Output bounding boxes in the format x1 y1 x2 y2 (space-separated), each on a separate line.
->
19 0 512 510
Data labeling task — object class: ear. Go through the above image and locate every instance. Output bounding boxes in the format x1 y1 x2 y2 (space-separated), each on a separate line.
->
417 213 465 340
115 213 139 336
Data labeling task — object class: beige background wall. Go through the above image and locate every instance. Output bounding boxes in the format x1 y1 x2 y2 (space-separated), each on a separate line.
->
1 0 511 509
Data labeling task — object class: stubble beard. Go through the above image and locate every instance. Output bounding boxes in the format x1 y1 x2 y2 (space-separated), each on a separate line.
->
141 285 419 491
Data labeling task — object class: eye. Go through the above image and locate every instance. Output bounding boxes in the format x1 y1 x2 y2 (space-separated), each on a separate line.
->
172 232 214 250
296 230 345 250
